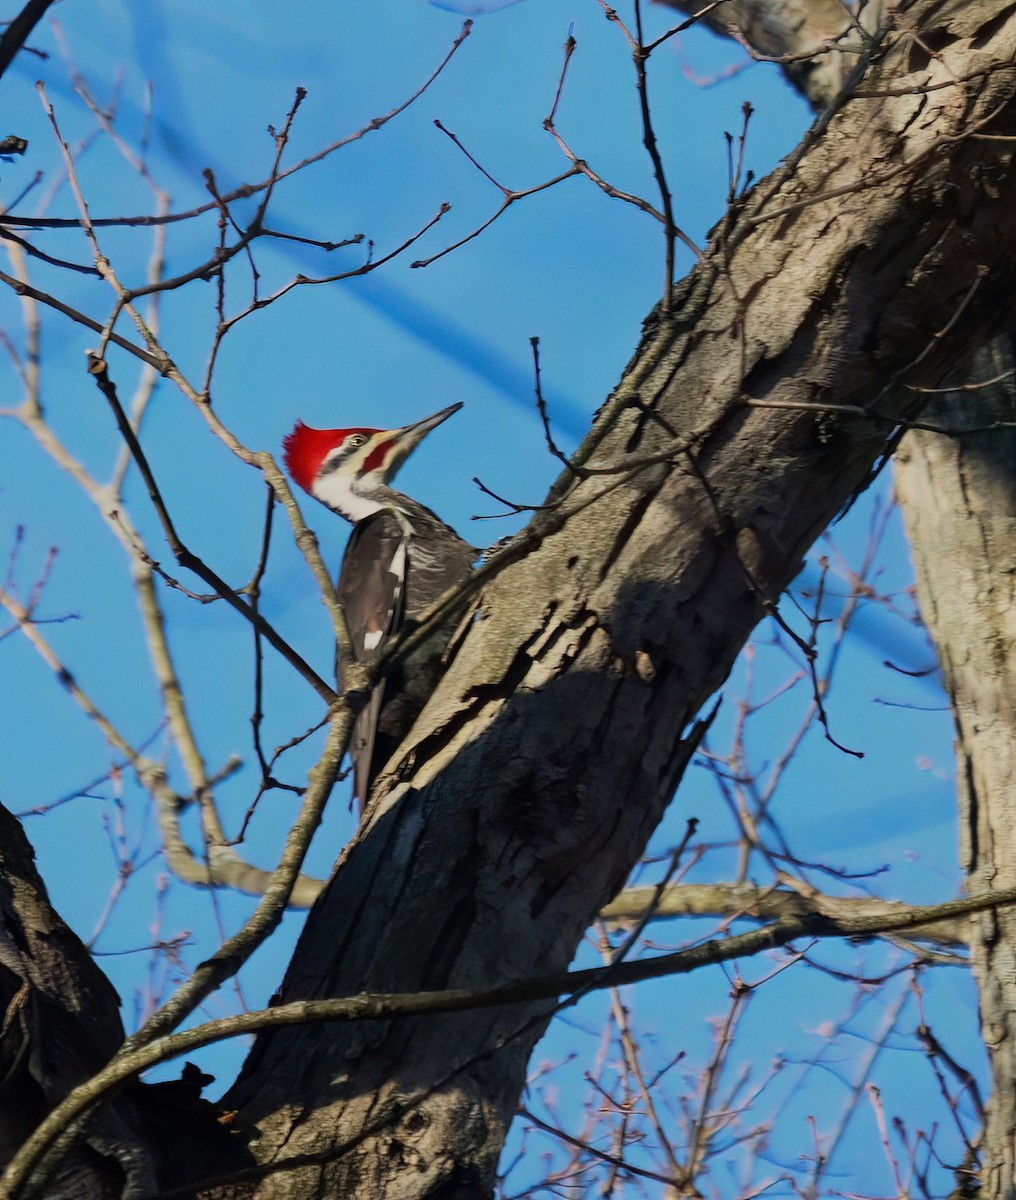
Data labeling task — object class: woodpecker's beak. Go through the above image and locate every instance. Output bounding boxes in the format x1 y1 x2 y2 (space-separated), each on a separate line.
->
378 402 463 481
393 402 462 444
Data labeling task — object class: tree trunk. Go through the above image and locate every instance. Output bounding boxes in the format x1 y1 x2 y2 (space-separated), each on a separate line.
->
221 5 1016 1195
659 0 1016 1189
895 341 1016 1198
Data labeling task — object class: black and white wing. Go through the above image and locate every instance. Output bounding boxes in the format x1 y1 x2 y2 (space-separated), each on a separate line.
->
335 512 409 809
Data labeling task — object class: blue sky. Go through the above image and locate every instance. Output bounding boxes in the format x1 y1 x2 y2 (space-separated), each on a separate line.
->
0 3 978 1194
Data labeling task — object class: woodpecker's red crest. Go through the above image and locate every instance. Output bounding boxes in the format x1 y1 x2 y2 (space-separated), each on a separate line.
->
282 403 463 524
282 423 377 494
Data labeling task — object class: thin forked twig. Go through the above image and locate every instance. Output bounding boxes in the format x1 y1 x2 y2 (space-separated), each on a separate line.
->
0 21 475 236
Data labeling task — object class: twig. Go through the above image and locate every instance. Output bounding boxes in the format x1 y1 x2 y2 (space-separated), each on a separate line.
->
529 337 574 472
410 121 580 269
86 354 337 703
0 269 164 369
0 21 474 235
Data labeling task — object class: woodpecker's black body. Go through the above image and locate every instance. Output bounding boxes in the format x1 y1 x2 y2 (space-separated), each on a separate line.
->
283 404 474 809
337 498 474 804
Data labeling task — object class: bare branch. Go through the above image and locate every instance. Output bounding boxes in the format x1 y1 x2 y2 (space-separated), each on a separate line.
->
601 883 972 950
9 881 1016 1195
0 0 56 82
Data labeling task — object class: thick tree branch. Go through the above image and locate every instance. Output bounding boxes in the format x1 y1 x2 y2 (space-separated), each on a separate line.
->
0 0 54 82
601 882 973 948
8 882 1009 1195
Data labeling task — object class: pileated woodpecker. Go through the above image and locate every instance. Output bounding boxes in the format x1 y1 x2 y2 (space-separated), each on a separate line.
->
283 403 475 807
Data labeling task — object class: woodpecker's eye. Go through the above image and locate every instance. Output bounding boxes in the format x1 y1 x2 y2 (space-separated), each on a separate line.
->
346 434 367 448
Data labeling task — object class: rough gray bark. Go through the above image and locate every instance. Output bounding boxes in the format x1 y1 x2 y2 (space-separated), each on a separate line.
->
895 347 1016 1198
219 5 1016 1195
0 803 132 1198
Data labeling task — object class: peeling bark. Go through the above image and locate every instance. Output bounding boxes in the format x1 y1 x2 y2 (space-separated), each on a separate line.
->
220 5 1016 1195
